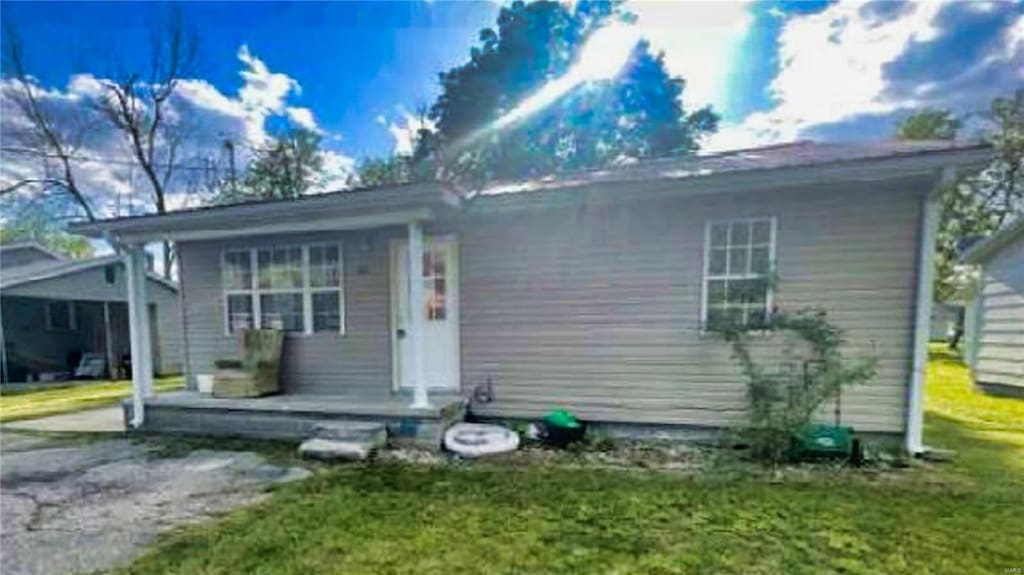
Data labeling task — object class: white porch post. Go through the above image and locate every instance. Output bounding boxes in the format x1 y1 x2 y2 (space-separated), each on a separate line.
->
125 245 154 428
408 221 431 409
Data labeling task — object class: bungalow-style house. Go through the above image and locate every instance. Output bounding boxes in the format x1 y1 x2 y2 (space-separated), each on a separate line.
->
72 141 991 453
962 218 1024 398
0 241 183 383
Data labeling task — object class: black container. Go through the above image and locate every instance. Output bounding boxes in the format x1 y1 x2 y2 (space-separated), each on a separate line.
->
540 421 586 448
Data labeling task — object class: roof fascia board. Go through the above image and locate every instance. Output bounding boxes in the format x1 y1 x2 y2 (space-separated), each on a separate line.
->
1 257 179 293
71 182 454 238
0 241 68 262
115 207 436 244
963 217 1024 264
469 148 991 214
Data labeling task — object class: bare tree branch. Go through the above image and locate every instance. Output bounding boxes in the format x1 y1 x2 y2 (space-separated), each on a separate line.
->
92 6 199 278
2 22 97 221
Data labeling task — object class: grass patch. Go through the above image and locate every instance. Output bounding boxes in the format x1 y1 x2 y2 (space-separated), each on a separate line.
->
117 351 1023 575
0 376 183 422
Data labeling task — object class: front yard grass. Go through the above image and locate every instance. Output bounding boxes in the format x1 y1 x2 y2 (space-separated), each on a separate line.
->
119 349 1022 575
0 376 183 422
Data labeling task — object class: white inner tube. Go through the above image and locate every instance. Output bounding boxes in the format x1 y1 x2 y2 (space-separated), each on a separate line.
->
444 423 520 458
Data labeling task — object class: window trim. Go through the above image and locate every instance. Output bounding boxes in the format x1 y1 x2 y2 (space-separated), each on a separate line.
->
44 299 77 332
700 216 777 332
221 242 345 337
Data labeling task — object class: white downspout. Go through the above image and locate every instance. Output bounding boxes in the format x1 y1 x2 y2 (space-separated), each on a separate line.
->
408 221 431 409
906 166 954 454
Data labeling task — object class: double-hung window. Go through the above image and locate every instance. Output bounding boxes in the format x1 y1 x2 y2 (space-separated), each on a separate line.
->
222 243 344 335
702 218 776 331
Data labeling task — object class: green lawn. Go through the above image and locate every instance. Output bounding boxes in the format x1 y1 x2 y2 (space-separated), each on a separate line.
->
119 350 1023 575
0 376 183 422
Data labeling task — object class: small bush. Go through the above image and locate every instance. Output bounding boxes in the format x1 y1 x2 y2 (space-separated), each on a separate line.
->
719 308 877 465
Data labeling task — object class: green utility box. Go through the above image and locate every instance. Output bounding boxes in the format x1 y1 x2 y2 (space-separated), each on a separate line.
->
792 424 856 460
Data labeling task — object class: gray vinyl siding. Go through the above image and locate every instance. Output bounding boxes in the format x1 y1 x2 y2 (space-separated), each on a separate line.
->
1 265 183 375
174 179 926 433
177 229 398 396
459 179 924 433
970 234 1024 389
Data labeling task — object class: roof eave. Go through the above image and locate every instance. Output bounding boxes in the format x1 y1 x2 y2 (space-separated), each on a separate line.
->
963 217 1024 264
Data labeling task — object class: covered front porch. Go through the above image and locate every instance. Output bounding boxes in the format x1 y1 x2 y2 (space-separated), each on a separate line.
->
72 183 466 447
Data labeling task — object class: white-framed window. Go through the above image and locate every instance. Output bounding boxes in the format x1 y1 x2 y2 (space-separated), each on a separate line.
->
701 217 776 331
222 243 345 335
44 300 77 331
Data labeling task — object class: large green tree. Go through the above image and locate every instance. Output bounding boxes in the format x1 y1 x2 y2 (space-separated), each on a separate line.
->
897 91 1024 301
216 128 325 204
356 156 413 188
413 0 717 185
896 108 960 141
0 205 93 259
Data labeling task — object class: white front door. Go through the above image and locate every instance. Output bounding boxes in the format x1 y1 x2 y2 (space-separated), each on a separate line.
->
390 237 460 391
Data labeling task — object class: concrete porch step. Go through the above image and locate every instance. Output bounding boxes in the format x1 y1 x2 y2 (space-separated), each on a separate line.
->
299 438 376 461
311 421 387 444
298 421 388 461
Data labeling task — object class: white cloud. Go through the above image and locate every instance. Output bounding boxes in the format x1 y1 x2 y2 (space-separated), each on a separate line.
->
627 1 754 110
285 106 319 132
237 45 300 114
1 45 355 222
706 1 1024 151
383 109 436 156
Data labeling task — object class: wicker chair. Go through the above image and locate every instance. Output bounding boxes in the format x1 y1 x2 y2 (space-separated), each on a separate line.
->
212 329 284 398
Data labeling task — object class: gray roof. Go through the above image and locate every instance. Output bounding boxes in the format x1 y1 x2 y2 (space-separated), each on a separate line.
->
476 140 992 197
963 217 1024 264
70 140 991 241
0 241 67 262
0 253 178 292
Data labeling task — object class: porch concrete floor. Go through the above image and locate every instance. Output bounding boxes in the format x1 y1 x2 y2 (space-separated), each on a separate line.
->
146 390 465 418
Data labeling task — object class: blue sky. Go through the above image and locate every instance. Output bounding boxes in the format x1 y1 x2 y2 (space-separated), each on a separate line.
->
2 1 1022 216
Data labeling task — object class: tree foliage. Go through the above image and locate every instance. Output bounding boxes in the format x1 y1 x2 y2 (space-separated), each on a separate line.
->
357 155 413 188
897 92 1024 301
0 207 93 259
413 0 718 185
896 108 960 141
216 129 325 204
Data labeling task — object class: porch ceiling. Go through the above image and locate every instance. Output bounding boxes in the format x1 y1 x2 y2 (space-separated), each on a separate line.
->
70 182 462 244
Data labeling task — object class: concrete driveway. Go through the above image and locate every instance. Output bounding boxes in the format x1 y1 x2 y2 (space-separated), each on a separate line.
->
0 431 310 575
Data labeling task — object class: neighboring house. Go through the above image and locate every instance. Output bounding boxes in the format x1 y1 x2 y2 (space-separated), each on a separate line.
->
930 302 962 341
0 242 183 382
962 218 1024 398
72 141 990 452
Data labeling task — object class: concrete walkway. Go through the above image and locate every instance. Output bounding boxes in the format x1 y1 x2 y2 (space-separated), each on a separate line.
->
3 406 125 433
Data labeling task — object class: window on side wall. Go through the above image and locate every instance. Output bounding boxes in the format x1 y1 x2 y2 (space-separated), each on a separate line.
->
221 243 345 335
702 218 776 332
44 300 76 331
